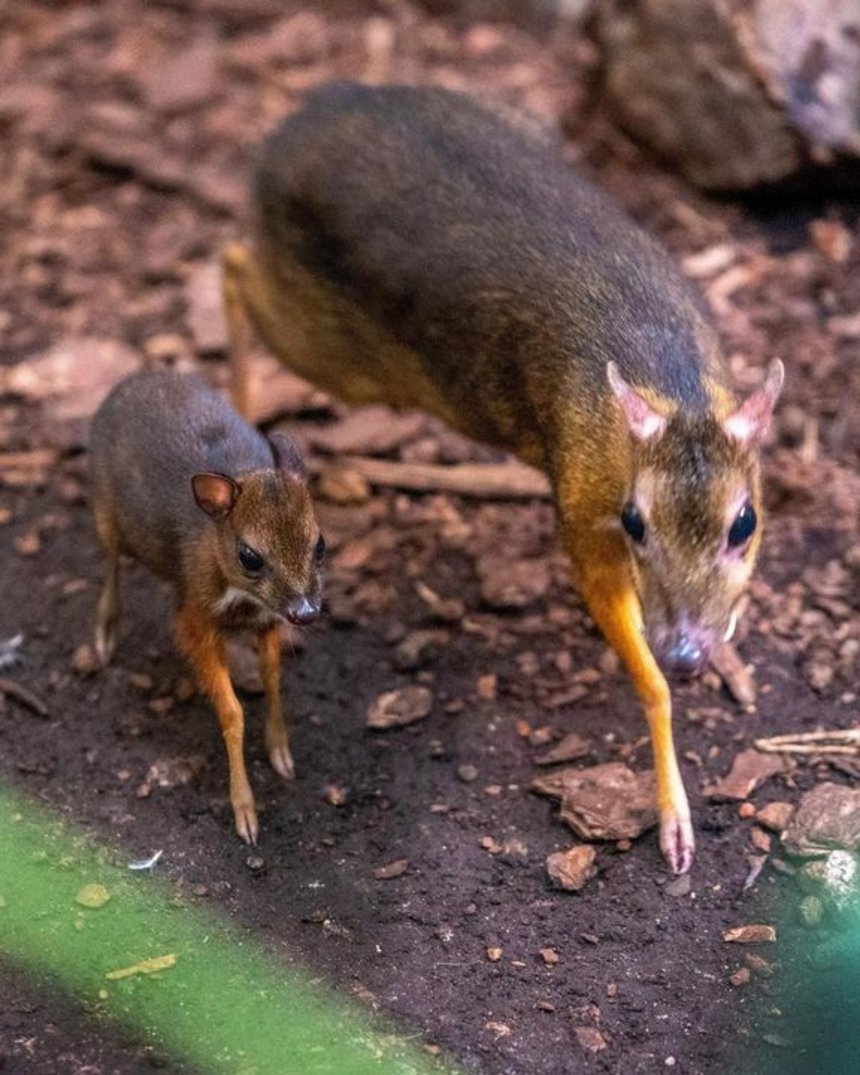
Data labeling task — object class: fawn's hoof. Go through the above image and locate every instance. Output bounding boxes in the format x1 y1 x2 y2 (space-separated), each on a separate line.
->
267 740 296 781
233 798 259 846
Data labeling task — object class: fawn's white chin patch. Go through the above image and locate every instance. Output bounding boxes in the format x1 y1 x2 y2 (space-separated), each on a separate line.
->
214 586 265 616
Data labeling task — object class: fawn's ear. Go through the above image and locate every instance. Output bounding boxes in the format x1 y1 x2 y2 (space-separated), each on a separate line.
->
723 359 784 447
607 361 668 442
268 431 306 478
191 472 240 519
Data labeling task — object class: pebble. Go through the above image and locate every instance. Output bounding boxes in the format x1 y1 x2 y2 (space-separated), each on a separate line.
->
798 894 824 927
245 855 265 872
373 858 409 880
723 924 777 944
72 643 99 676
366 686 433 729
664 874 692 897
545 846 597 892
457 763 479 783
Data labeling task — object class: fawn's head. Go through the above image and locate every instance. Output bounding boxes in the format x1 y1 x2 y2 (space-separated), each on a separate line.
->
609 360 783 677
191 432 323 626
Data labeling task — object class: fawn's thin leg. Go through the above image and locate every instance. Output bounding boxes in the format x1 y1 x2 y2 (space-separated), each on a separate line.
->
573 532 693 875
222 241 256 421
175 604 258 845
258 624 294 780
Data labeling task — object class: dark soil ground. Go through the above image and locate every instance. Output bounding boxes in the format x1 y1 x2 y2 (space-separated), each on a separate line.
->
1 2 858 1074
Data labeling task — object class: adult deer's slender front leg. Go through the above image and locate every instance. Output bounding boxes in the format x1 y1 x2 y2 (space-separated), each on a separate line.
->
572 530 693 874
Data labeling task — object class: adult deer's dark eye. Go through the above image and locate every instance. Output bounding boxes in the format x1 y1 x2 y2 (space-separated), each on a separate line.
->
621 501 646 544
237 542 264 574
314 534 326 566
728 502 757 549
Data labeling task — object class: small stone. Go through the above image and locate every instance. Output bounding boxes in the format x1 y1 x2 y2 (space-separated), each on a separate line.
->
366 686 433 729
245 855 265 872
738 801 757 819
14 531 41 557
480 835 503 855
374 858 409 880
545 846 597 892
664 873 692 897
457 764 479 783
476 673 497 700
574 1025 607 1052
477 554 550 610
750 827 772 854
729 967 751 987
532 762 657 841
606 982 618 999
394 630 450 671
756 801 794 832
743 953 773 976
486 946 503 962
129 672 154 692
798 894 824 927
485 1021 512 1039
540 947 560 966
75 884 110 908
723 924 777 944
527 725 553 747
783 784 860 856
322 784 348 806
536 999 556 1012
705 749 788 802
148 696 174 717
72 644 99 676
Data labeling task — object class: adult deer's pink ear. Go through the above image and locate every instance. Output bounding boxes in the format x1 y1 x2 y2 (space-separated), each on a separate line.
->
723 359 784 447
191 472 240 518
268 431 306 478
607 361 668 442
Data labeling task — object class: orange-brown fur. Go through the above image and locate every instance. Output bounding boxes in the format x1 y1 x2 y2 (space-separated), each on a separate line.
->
223 83 782 872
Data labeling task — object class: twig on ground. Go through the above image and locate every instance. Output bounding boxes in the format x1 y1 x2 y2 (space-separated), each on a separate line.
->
327 456 551 500
755 729 860 756
0 676 49 718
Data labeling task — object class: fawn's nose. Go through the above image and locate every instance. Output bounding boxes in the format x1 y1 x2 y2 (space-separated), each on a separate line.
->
284 596 321 626
665 632 708 678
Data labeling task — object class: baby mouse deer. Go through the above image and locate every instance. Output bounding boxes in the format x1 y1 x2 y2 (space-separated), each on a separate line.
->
222 83 783 872
90 368 324 844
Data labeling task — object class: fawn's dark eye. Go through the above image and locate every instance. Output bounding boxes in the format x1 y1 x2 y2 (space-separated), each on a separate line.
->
727 502 757 549
621 501 646 544
314 534 326 566
237 542 264 574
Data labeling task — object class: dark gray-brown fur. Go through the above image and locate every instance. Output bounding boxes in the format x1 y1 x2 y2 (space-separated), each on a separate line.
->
90 369 275 581
253 82 731 462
